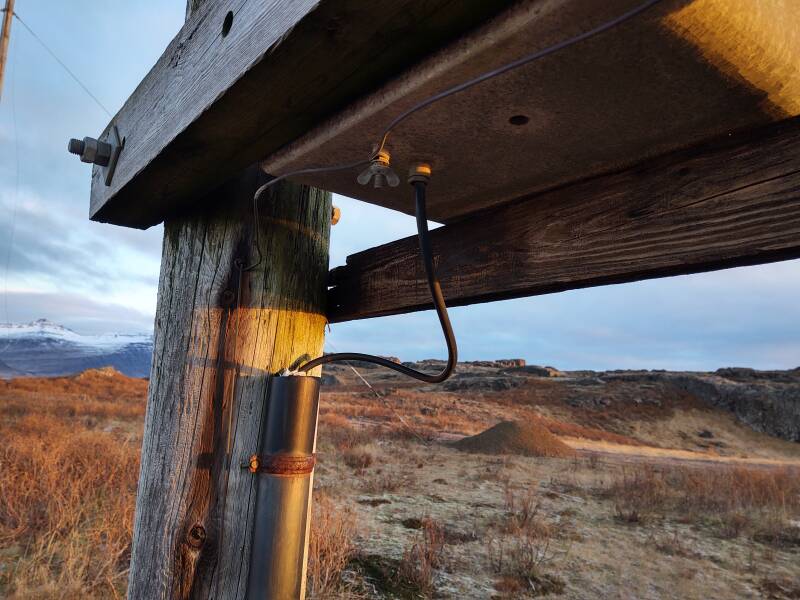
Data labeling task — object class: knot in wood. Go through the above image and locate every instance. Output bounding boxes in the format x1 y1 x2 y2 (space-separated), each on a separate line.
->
187 524 206 549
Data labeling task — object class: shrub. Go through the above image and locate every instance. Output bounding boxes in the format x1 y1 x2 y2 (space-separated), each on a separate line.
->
396 518 445 598
341 448 374 472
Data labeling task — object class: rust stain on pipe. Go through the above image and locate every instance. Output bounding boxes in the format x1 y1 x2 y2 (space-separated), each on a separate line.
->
248 453 316 476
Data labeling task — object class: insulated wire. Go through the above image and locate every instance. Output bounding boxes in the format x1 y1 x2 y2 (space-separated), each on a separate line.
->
245 159 370 271
374 0 663 155
298 182 457 383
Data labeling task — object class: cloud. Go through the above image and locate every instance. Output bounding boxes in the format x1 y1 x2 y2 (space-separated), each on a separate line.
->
0 186 160 302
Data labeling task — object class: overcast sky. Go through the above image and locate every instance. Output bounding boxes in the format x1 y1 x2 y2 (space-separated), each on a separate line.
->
0 0 798 371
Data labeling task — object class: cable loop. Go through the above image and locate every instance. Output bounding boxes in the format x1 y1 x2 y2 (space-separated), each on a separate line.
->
298 182 457 383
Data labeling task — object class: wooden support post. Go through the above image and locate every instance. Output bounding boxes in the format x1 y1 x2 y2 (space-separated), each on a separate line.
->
126 166 331 598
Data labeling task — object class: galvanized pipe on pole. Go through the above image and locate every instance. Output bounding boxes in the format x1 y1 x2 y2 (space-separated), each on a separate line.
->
247 375 321 599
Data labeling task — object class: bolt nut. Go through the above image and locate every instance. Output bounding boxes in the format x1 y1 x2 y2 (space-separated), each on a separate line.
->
68 136 112 166
408 162 432 184
331 205 341 225
248 454 260 473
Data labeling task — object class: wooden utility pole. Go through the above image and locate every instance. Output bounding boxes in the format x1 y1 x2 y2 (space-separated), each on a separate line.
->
0 0 14 99
126 167 330 599
125 7 331 596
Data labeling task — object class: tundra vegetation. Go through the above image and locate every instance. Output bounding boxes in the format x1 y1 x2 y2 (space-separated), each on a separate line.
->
1 363 799 599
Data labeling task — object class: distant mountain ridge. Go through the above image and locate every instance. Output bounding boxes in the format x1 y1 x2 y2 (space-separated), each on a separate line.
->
0 319 153 378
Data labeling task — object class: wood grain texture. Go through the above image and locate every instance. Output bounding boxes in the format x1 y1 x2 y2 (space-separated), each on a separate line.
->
328 116 800 322
89 0 514 228
126 168 331 599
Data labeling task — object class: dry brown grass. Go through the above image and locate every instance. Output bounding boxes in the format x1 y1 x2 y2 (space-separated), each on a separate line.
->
0 370 144 599
536 414 644 447
1 369 147 422
318 412 374 451
499 482 549 537
603 463 800 543
4 367 799 598
306 492 359 599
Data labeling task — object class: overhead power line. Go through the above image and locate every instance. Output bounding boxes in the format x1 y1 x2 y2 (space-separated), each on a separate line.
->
12 10 112 117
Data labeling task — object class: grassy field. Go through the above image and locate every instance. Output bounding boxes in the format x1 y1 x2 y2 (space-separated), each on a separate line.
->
1 368 799 598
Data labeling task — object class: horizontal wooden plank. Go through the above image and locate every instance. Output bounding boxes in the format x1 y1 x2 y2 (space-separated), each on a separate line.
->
89 0 515 228
327 116 800 322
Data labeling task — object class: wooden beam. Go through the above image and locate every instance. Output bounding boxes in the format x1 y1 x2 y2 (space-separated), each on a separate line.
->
327 116 800 322
89 0 513 228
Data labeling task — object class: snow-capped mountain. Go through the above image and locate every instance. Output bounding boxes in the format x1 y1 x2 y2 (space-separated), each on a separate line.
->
0 319 153 378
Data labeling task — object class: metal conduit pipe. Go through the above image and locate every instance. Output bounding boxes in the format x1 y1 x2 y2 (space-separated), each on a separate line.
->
246 376 321 599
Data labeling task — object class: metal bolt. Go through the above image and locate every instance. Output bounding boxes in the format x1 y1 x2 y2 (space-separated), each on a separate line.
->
67 136 112 167
242 454 260 473
331 206 341 225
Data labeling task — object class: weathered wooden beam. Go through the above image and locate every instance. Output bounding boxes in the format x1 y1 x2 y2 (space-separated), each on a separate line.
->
89 0 513 228
327 116 800 322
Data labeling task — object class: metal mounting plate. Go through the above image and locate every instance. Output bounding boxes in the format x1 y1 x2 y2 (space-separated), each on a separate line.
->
261 0 800 223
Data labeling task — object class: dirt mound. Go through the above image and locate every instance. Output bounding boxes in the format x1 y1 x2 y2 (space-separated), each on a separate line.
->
452 420 576 458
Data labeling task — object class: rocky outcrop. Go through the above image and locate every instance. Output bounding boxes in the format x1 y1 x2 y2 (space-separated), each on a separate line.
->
319 359 800 442
504 365 564 377
443 374 523 392
562 369 800 442
672 370 800 442
465 359 526 369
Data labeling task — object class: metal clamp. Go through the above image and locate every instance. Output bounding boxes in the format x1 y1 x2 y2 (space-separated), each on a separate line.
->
243 453 317 476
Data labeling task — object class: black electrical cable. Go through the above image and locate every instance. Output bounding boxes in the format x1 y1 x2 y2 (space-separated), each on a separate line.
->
298 181 457 383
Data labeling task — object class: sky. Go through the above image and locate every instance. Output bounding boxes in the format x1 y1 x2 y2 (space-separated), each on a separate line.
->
0 1 798 372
